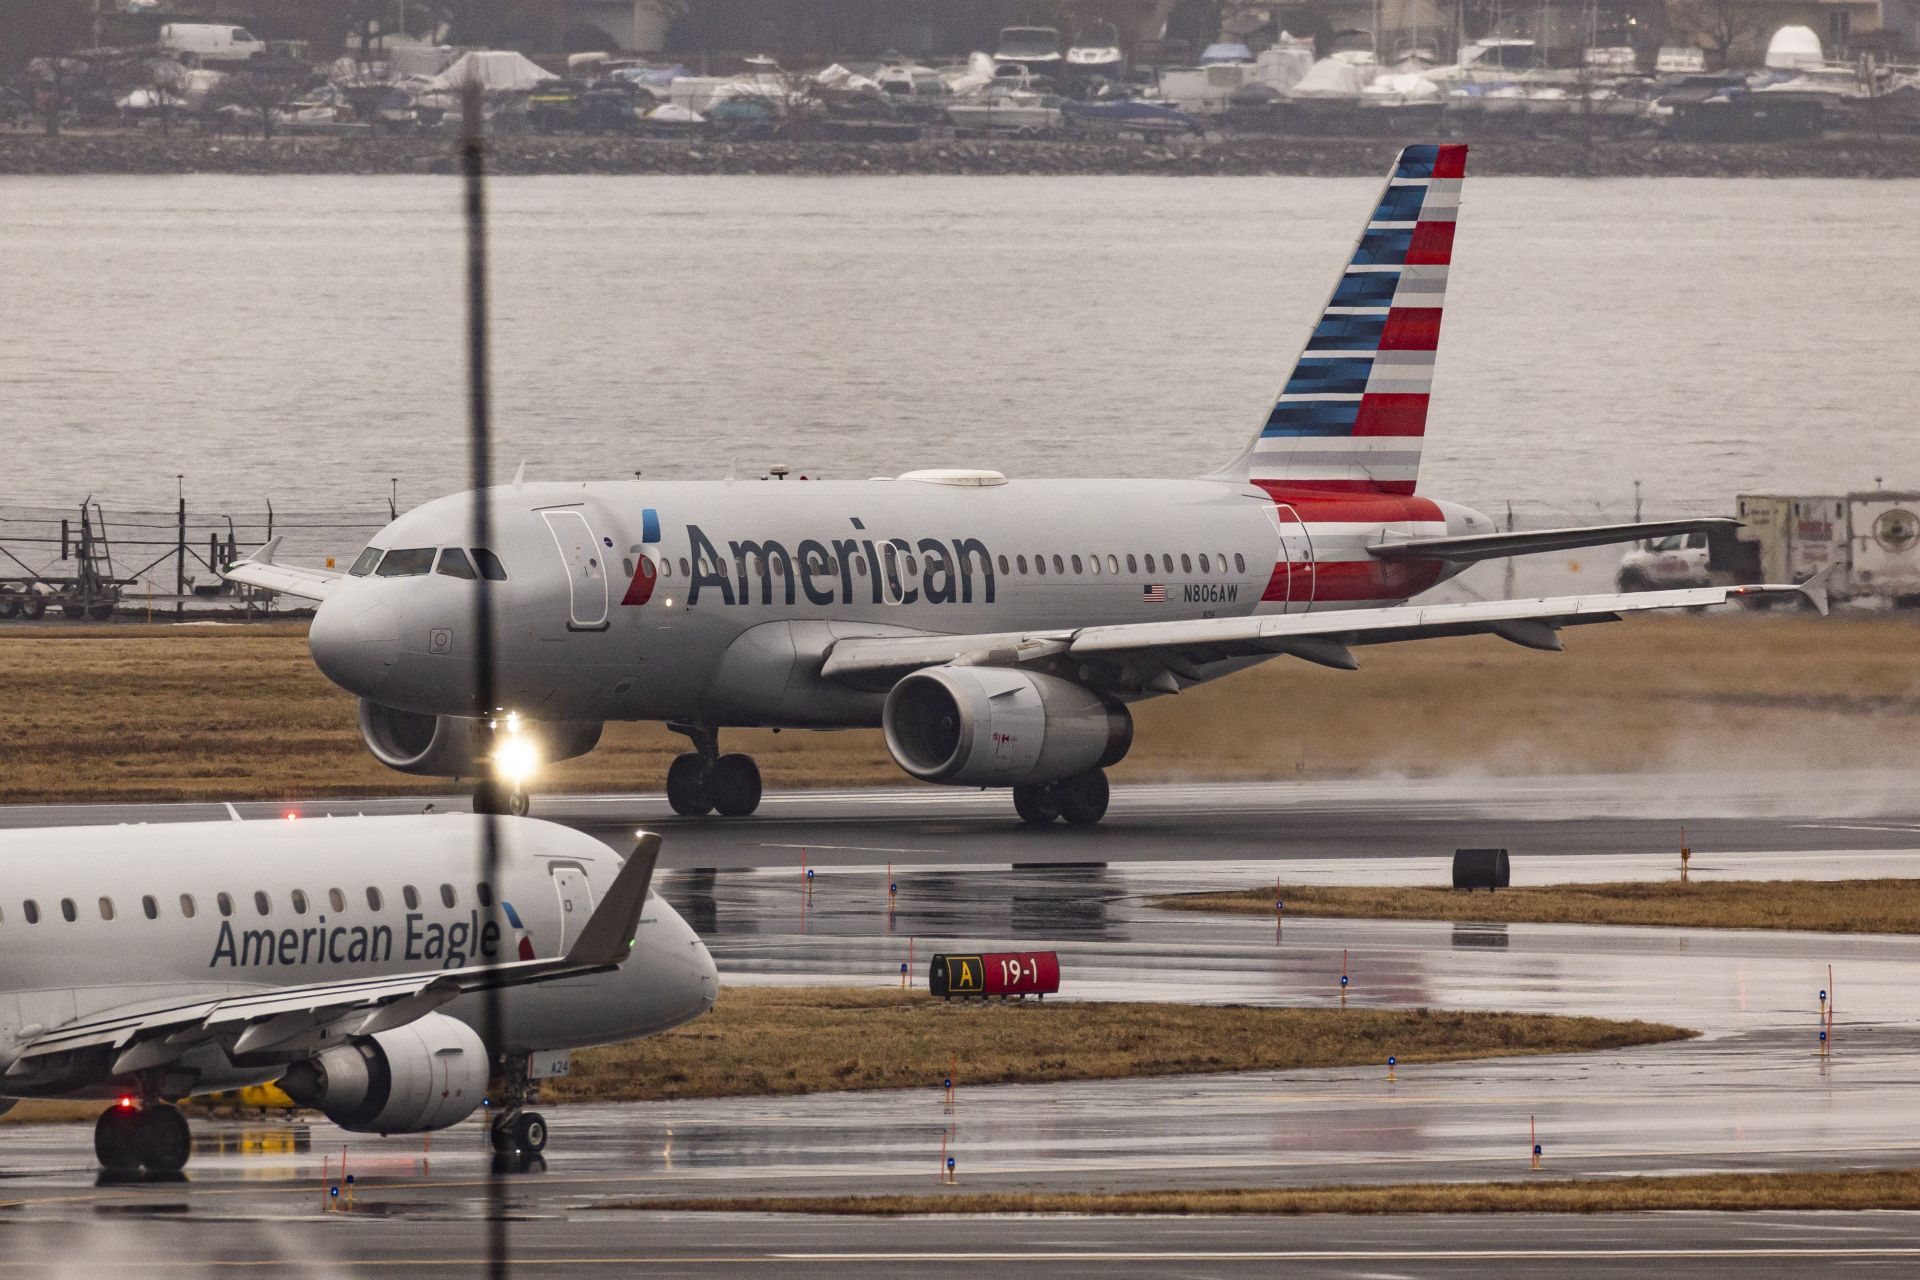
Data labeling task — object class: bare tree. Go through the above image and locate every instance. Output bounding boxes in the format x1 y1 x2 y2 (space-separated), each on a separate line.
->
1664 0 1768 70
213 59 314 141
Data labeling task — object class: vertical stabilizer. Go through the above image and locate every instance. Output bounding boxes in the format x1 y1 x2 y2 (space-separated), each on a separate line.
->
1216 142 1466 496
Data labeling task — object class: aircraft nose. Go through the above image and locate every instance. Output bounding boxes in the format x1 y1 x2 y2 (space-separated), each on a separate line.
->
309 595 401 699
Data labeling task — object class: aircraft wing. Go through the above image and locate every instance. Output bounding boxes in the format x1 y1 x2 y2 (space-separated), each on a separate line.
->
5 835 659 1080
218 536 343 601
1366 518 1741 564
820 578 1826 688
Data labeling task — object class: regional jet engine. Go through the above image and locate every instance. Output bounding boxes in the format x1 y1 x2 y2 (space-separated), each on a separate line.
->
357 700 602 778
882 667 1132 787
278 1013 489 1135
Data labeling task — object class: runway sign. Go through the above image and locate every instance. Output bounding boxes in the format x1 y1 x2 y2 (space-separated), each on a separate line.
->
931 951 1060 999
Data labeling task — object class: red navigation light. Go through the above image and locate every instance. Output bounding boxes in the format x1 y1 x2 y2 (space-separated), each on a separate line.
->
116 1095 134 1109
284 811 298 821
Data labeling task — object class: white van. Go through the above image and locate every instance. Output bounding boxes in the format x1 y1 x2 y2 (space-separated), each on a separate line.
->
159 24 266 64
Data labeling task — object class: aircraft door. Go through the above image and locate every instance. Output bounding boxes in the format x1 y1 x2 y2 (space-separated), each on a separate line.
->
550 865 596 952
1268 502 1316 612
540 508 610 631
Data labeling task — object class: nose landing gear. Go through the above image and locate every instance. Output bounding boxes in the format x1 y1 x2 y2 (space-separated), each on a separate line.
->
472 780 530 817
94 1100 191 1176
665 723 762 817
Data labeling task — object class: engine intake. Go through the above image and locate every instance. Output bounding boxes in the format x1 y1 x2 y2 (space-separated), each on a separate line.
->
358 700 602 778
883 667 1131 787
278 1013 489 1135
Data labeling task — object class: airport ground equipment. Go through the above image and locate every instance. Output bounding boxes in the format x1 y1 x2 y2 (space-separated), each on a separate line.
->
1453 847 1511 891
1724 492 1920 608
0 502 137 621
931 951 1061 1000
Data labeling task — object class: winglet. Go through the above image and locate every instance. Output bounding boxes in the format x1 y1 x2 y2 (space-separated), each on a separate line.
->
563 832 661 969
512 460 527 491
1798 564 1834 617
242 535 284 567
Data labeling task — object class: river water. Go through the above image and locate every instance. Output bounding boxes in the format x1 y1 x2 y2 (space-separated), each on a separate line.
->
3 174 1915 517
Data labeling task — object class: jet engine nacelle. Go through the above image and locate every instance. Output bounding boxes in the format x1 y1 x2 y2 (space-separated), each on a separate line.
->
278 1013 489 1134
358 700 602 778
882 666 1132 787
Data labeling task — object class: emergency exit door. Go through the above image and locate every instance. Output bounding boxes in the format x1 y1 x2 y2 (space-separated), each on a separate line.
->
551 866 595 952
540 508 610 631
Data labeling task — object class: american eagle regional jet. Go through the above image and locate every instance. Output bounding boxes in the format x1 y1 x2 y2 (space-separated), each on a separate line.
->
226 144 1820 823
0 818 715 1172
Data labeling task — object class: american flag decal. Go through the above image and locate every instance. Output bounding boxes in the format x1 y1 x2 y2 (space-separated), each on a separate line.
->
1142 583 1166 602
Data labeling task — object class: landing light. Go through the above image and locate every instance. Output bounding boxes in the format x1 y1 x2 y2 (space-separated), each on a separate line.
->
493 733 541 786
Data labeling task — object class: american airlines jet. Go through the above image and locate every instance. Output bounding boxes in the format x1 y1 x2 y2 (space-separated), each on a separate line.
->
226 144 1819 823
0 817 715 1172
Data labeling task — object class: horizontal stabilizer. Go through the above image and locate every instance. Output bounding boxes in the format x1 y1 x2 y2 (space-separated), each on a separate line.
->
1367 518 1741 564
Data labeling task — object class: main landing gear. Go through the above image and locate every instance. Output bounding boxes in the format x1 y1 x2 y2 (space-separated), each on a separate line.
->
94 1099 191 1176
1013 768 1110 827
664 723 762 818
472 779 530 817
489 1057 549 1171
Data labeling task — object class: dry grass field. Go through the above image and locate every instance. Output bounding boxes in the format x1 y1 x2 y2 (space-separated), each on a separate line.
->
1163 879 1920 934
0 988 1685 1123
0 612 1911 804
541 987 1687 1103
629 1168 1920 1216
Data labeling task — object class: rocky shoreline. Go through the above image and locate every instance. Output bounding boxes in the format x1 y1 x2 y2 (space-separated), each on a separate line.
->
2 131 1918 177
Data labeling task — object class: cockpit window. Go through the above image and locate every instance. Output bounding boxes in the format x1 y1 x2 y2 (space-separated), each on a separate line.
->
471 548 508 581
348 546 384 577
436 548 478 580
375 547 436 577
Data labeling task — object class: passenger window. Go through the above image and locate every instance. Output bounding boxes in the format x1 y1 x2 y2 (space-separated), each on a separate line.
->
440 884 457 908
997 554 1009 575
1071 555 1083 574
1235 553 1246 573
1089 555 1101 575
180 894 196 919
217 892 233 918
477 882 494 907
366 887 383 911
1107 554 1120 575
329 888 346 912
1199 554 1211 573
1181 554 1193 573
905 554 918 576
1217 552 1228 572
1127 554 1138 573
23 900 39 924
1034 555 1046 576
254 891 271 916
471 548 509 581
1016 555 1028 574
403 885 420 910
678 557 690 577
291 889 309 915
854 554 868 576
60 899 76 923
1144 553 1156 572
348 546 384 577
436 548 478 580
375 547 436 577
1052 555 1065 574
142 895 158 920
98 897 114 921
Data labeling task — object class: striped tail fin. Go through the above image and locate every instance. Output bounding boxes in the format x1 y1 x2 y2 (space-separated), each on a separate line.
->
1217 142 1466 497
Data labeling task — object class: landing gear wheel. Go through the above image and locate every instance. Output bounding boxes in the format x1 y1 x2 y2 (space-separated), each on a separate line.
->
1056 770 1110 826
94 1105 143 1174
666 753 714 816
708 753 762 817
19 594 45 621
473 781 527 816
1013 783 1061 826
132 1103 191 1173
490 1109 548 1153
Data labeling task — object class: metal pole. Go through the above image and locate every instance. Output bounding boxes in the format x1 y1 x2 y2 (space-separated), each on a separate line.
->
175 495 186 621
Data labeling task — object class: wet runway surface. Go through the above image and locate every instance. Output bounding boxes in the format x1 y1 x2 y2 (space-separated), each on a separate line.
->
4 772 1919 1273
5 772 1918 874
